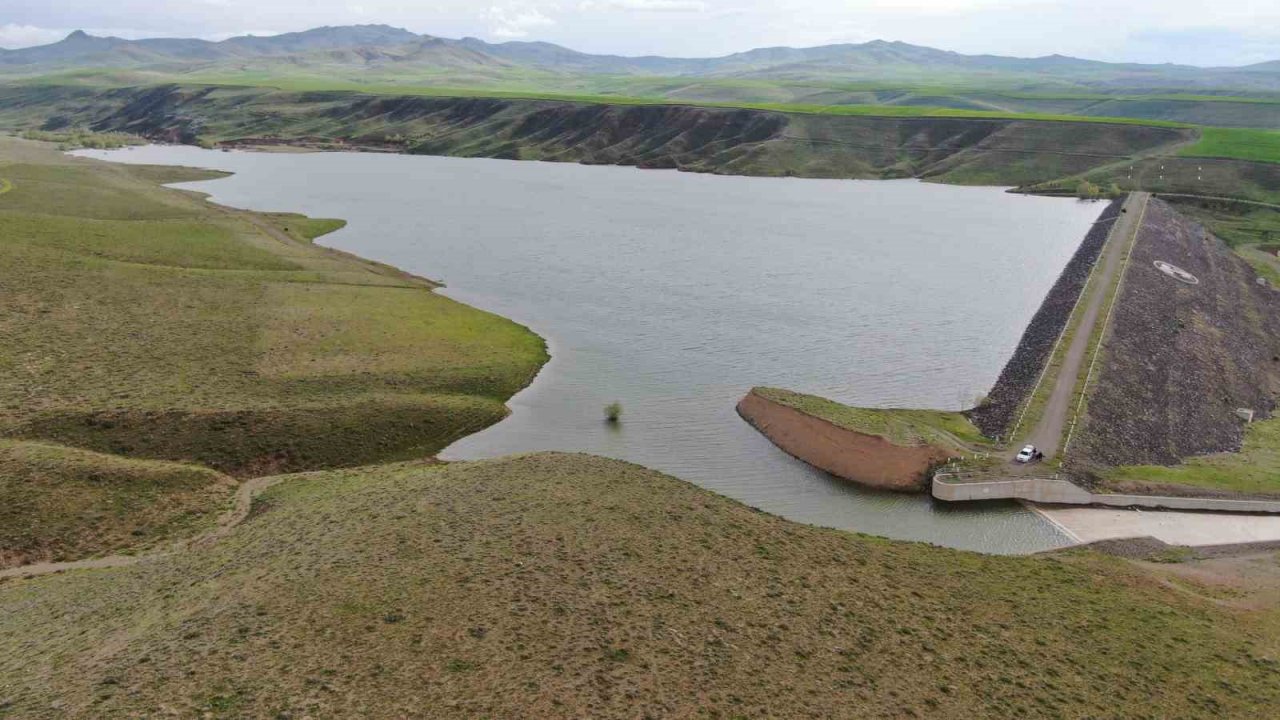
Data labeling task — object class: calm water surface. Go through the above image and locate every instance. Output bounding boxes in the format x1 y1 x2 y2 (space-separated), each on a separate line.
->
83 146 1106 553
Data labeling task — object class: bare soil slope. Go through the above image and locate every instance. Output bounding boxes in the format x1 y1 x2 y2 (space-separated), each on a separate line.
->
737 389 957 491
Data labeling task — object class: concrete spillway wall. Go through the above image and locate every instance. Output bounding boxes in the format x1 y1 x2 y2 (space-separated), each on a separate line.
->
736 391 957 492
933 474 1280 513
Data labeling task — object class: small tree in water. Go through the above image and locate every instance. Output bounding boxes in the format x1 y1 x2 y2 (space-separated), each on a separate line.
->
604 402 623 424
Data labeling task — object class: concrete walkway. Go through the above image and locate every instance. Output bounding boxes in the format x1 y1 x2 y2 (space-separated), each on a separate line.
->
1024 191 1149 461
1034 505 1280 546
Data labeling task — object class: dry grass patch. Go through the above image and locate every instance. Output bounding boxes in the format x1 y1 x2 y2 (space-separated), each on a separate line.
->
0 453 1275 718
0 439 234 568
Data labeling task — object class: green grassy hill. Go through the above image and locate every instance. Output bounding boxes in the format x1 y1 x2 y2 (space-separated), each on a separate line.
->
4 81 1278 208
0 136 546 565
6 24 1280 141
1 453 1276 717
0 84 1213 184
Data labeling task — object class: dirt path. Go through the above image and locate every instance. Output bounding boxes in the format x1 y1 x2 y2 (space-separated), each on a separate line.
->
0 475 288 582
1023 192 1150 461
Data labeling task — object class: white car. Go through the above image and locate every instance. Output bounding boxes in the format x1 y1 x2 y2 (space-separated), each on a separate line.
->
1015 445 1040 463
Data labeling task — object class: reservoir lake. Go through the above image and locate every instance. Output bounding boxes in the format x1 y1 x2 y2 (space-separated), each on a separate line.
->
82 146 1106 553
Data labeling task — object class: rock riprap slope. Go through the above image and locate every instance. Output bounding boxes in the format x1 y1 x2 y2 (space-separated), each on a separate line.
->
1073 198 1280 493
969 198 1122 439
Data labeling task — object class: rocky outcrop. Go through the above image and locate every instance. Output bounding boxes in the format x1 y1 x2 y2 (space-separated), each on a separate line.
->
968 198 1122 439
736 391 955 492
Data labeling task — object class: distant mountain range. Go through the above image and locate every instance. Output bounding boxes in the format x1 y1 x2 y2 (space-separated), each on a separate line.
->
3 24 1279 93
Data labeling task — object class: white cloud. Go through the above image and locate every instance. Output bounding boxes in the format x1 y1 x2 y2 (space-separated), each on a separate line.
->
486 2 557 39
0 24 68 49
1 0 1277 64
579 0 708 10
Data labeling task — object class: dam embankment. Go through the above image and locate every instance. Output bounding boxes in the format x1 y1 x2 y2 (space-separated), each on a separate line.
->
967 197 1123 439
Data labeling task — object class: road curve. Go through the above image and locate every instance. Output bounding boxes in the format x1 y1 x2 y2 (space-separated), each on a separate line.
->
1023 191 1150 461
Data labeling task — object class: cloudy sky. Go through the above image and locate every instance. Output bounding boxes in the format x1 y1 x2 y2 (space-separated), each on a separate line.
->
1 0 1277 66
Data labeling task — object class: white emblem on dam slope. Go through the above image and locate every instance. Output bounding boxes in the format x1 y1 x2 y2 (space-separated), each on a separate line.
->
1154 261 1199 285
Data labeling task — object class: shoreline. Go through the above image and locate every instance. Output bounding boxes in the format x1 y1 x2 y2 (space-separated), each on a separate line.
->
83 142 1247 555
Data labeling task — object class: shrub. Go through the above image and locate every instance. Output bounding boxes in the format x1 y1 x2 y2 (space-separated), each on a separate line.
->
604 402 623 424
1075 180 1103 199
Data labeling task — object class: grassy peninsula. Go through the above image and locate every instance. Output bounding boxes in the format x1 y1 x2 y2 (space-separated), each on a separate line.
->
0 135 546 566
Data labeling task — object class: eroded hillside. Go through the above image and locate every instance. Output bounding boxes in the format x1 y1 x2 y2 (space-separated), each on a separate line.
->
0 84 1204 189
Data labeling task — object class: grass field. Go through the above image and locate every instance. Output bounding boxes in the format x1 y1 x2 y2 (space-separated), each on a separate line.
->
0 439 235 567
1182 127 1280 164
12 65 1280 169
1164 199 1280 247
9 83 1280 215
752 387 989 449
1102 418 1280 496
1 453 1276 717
0 135 546 564
18 128 142 150
154 74 1202 130
28 65 1280 125
196 81 1280 165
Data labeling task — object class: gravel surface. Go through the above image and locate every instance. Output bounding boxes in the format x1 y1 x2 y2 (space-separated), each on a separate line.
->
968 198 1122 438
1073 198 1280 474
